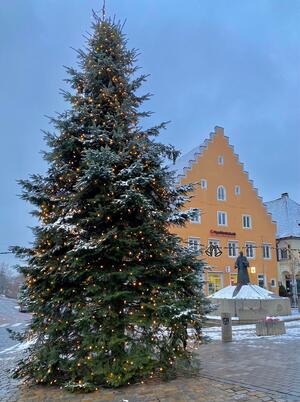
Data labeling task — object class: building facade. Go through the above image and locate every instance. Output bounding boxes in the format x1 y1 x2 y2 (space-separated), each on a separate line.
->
172 127 278 295
266 193 300 303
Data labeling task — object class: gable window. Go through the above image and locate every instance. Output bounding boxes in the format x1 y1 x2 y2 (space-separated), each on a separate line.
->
235 185 241 195
245 242 256 259
262 244 272 259
189 208 201 224
218 155 224 165
228 241 238 258
200 179 207 189
217 211 227 226
217 185 226 201
188 237 201 254
242 215 252 229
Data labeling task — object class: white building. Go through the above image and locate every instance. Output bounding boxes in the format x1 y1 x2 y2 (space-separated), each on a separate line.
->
266 193 300 303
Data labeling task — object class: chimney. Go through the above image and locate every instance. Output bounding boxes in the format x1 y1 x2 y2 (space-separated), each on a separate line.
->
281 192 289 198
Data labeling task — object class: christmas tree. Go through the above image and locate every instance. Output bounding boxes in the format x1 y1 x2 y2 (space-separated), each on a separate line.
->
12 12 209 391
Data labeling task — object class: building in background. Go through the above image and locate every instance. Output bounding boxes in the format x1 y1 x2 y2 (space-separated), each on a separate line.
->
172 126 278 295
266 193 300 305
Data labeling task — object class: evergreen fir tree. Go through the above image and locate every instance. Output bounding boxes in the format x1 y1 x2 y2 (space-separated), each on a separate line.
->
12 13 209 391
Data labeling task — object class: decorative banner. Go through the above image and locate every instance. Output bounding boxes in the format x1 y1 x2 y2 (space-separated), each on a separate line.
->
205 244 223 257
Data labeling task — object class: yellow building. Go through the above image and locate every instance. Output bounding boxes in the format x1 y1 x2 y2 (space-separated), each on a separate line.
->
173 126 278 295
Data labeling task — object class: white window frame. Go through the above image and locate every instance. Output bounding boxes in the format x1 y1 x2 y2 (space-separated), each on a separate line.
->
242 214 252 229
208 239 221 257
228 241 238 258
217 185 226 201
218 155 224 165
217 211 227 226
200 179 207 189
270 278 276 288
245 242 256 259
188 237 201 254
189 208 201 224
262 244 272 260
235 185 241 195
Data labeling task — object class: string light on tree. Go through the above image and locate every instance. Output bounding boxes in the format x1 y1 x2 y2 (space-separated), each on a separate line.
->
11 8 209 392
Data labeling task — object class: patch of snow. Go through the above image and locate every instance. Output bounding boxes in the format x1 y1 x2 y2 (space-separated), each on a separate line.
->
265 194 300 238
0 339 34 355
173 309 193 319
206 315 240 321
209 284 277 300
203 320 300 342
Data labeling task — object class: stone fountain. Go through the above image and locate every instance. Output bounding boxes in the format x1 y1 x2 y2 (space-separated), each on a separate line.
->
208 252 291 322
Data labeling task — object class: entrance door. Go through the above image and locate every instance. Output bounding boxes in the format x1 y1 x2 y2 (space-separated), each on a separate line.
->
208 273 223 295
230 274 237 286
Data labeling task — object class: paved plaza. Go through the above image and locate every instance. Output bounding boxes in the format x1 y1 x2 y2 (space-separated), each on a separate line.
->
1 296 300 401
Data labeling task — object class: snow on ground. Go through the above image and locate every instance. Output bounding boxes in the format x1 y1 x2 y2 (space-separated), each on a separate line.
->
203 320 300 342
206 308 300 322
0 340 34 355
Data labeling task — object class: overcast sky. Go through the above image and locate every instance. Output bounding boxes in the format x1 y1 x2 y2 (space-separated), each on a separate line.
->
0 0 299 266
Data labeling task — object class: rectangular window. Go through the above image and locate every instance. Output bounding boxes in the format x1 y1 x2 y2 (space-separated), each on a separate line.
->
228 241 238 258
208 273 223 295
235 185 240 195
279 248 288 260
245 242 256 259
242 215 252 229
258 274 265 288
217 211 227 226
200 179 207 189
270 278 276 288
188 237 200 254
218 155 224 165
189 208 201 224
208 239 221 257
262 244 272 259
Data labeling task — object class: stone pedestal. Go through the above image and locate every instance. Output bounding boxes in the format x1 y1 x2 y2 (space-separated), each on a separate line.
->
256 320 286 336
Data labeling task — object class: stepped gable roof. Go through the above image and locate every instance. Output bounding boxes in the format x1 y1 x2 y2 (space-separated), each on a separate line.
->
265 193 300 238
169 126 276 225
170 130 213 181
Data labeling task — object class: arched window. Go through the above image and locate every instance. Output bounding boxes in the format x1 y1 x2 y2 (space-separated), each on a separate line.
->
217 185 226 201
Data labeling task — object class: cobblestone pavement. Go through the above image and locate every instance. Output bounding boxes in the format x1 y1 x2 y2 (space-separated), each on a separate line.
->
11 375 300 402
1 303 300 401
197 325 300 401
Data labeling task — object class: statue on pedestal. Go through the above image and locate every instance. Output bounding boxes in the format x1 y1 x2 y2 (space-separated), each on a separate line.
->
235 251 250 285
233 251 250 297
